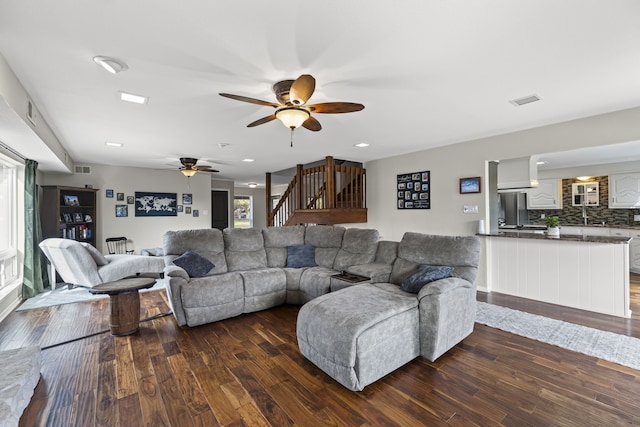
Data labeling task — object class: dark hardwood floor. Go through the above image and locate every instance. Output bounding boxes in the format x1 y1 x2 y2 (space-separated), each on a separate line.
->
1 275 640 426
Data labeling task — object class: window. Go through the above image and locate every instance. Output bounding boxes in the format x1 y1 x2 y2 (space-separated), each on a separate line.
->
0 154 18 289
234 195 252 228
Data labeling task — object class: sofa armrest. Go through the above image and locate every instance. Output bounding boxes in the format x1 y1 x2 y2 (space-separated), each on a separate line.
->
417 276 476 362
346 263 392 283
417 276 473 298
164 264 190 280
163 265 190 326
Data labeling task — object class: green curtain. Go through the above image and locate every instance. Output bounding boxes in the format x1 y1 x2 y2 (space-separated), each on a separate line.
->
22 159 49 298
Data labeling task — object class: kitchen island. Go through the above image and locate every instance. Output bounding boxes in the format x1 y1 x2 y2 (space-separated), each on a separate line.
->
480 231 631 318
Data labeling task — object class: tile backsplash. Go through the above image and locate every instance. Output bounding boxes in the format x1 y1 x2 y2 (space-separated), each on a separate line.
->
528 176 640 227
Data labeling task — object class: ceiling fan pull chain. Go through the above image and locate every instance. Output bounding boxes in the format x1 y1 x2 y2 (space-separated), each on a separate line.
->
290 128 294 148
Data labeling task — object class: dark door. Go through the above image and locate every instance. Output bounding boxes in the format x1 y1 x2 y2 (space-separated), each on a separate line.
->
211 190 229 230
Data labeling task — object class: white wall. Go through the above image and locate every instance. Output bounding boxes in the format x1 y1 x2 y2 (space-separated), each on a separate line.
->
42 164 213 254
365 107 640 242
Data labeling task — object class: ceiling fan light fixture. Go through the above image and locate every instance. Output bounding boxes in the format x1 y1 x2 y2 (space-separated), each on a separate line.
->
181 168 197 177
275 107 310 129
93 56 128 74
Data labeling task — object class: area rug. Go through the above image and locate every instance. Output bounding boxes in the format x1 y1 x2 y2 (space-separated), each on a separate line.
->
475 301 640 371
16 279 166 311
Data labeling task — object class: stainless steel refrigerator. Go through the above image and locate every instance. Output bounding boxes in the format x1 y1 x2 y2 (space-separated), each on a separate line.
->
498 192 529 226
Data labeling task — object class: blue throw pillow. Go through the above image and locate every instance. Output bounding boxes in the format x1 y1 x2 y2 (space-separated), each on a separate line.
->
172 250 215 277
286 245 316 268
401 265 454 293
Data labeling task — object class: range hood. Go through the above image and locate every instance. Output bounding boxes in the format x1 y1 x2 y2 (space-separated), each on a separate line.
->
497 156 539 190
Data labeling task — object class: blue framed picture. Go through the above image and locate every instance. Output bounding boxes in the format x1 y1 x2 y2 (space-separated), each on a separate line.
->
134 192 178 216
460 177 481 194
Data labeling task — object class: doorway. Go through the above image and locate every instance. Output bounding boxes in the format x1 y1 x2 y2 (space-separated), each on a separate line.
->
211 190 229 230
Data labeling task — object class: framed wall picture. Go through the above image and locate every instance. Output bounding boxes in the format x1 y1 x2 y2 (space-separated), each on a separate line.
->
177 205 183 212
460 177 481 194
117 192 124 201
115 205 128 217
127 195 134 204
106 189 114 198
193 209 199 217
63 195 79 206
185 206 192 214
397 170 430 209
182 193 192 205
134 192 178 216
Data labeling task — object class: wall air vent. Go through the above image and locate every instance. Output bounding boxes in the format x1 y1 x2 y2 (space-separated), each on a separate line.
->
509 94 542 107
26 99 36 125
74 165 92 174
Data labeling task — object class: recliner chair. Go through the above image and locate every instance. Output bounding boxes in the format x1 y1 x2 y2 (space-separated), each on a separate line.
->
39 238 166 289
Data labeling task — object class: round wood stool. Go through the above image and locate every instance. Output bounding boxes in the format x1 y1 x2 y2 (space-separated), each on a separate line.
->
89 277 156 336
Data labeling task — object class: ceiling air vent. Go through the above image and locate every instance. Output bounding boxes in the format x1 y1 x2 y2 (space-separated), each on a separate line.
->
509 94 542 107
74 165 92 174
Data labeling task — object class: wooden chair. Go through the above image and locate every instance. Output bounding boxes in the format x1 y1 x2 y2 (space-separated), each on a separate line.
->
106 237 134 254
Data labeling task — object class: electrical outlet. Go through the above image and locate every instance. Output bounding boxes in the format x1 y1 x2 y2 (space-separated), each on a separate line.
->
463 205 479 214
540 213 546 219
634 214 640 222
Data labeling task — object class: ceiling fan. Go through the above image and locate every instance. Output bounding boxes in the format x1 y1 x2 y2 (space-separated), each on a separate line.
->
178 157 219 177
219 74 364 140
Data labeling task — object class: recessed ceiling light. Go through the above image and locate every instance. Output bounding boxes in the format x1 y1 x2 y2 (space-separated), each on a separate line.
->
242 158 255 162
120 91 147 104
105 142 123 147
536 161 546 165
354 143 370 148
248 183 258 188
93 56 128 74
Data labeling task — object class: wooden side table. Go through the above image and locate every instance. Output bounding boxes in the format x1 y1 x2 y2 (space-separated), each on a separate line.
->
89 277 156 336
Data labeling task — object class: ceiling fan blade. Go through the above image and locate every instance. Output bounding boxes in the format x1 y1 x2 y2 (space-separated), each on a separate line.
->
195 167 219 173
307 102 365 114
289 74 316 105
247 114 277 127
219 93 279 108
302 116 322 131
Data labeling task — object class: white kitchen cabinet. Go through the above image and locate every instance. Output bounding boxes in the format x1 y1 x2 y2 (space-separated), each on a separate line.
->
572 182 599 206
527 179 563 209
628 229 640 273
608 173 640 208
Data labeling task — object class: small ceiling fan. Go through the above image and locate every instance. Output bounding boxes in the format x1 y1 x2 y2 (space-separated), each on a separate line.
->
177 157 219 177
220 74 364 141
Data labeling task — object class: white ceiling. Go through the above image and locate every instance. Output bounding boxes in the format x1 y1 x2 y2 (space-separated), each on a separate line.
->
1 1 640 185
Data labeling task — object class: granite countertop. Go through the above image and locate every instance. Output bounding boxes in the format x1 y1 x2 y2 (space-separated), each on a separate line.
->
479 231 631 244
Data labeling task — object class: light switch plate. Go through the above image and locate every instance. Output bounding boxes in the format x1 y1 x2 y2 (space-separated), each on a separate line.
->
634 214 640 221
463 205 479 214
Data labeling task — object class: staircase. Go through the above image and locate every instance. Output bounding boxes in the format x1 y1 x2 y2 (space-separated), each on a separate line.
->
267 156 367 226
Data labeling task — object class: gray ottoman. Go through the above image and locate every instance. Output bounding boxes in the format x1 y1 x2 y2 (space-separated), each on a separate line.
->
296 284 419 391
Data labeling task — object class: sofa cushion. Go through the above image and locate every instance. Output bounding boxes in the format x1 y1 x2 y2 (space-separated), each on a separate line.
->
400 265 453 293
286 245 316 268
172 250 215 277
333 228 379 271
390 233 481 285
163 228 228 274
263 226 306 267
81 242 108 266
305 225 345 268
224 228 268 271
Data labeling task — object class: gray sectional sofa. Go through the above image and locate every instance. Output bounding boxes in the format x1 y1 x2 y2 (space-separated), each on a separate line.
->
162 225 480 391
